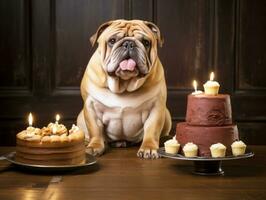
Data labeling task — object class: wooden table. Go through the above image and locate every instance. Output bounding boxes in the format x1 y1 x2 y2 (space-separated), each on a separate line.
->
0 146 265 200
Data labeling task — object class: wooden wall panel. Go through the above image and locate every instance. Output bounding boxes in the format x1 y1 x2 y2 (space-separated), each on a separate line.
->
54 0 126 89
237 0 266 90
232 0 266 123
212 0 235 94
156 0 214 121
0 0 266 145
157 0 212 90
132 0 153 21
0 0 30 91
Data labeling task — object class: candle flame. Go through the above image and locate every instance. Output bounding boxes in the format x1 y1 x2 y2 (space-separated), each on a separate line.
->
28 113 33 127
193 80 198 92
55 114 60 123
210 72 215 81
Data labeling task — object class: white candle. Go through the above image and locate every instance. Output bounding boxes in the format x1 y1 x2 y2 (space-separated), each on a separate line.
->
55 114 60 125
28 113 33 127
210 72 214 81
52 124 57 134
26 112 35 135
192 80 203 95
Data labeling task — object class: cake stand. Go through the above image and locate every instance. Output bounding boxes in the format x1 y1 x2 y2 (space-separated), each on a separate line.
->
158 147 254 175
0 152 97 172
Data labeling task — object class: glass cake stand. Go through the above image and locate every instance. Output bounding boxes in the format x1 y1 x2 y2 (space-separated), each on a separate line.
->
158 147 254 176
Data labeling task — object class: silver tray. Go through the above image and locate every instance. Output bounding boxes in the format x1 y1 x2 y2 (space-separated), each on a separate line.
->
158 147 254 175
0 151 97 172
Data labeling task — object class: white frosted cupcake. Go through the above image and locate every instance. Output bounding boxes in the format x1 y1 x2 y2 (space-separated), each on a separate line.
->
164 137 180 154
231 140 246 156
183 142 198 157
210 143 226 157
203 81 220 95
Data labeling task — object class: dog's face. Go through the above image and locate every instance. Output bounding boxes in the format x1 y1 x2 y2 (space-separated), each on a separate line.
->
91 20 163 82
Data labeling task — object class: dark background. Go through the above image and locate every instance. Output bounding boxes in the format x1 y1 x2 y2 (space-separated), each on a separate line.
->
0 0 266 145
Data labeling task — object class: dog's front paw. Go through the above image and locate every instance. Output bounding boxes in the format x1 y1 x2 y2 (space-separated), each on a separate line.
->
86 142 105 156
137 148 160 159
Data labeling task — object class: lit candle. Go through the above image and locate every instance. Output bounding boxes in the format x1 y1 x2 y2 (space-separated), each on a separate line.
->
52 125 57 134
26 112 35 135
55 114 60 124
203 72 220 95
210 72 214 81
192 80 203 95
28 112 33 127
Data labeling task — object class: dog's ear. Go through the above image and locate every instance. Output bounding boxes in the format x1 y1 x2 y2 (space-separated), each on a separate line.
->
90 20 113 47
144 21 164 47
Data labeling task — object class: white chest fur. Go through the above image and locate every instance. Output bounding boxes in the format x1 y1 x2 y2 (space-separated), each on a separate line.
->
87 83 160 142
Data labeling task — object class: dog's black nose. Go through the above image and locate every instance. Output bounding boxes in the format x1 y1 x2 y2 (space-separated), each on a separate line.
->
122 40 135 50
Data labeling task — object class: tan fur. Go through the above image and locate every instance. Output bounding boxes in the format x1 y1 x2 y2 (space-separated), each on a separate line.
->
77 20 171 159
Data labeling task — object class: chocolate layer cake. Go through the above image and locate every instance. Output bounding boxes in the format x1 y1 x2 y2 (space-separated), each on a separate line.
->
176 93 239 157
16 124 85 165
186 94 232 126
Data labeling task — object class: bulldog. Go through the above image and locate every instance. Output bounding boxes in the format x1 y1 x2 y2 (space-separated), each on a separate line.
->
77 19 171 159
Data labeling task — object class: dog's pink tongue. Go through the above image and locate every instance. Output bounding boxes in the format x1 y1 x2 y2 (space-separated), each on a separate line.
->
119 59 136 71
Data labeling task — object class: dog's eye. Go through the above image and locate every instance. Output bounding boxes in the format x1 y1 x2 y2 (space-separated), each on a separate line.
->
142 39 150 47
108 38 116 45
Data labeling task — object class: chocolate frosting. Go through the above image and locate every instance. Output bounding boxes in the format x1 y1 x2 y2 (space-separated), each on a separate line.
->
176 122 239 157
186 94 232 126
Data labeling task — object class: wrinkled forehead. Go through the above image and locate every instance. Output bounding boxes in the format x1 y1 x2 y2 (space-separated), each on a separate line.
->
101 20 154 40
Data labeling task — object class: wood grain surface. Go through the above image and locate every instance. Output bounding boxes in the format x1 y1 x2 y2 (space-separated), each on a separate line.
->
0 146 265 200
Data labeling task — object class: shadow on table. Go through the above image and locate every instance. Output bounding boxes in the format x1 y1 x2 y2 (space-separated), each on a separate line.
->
169 162 265 177
0 164 13 173
222 164 265 177
0 162 100 176
169 163 194 175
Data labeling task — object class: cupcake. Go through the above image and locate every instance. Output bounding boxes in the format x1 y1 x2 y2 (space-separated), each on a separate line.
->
164 137 180 154
183 142 198 157
203 81 220 95
203 72 220 95
231 140 246 156
210 143 226 158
